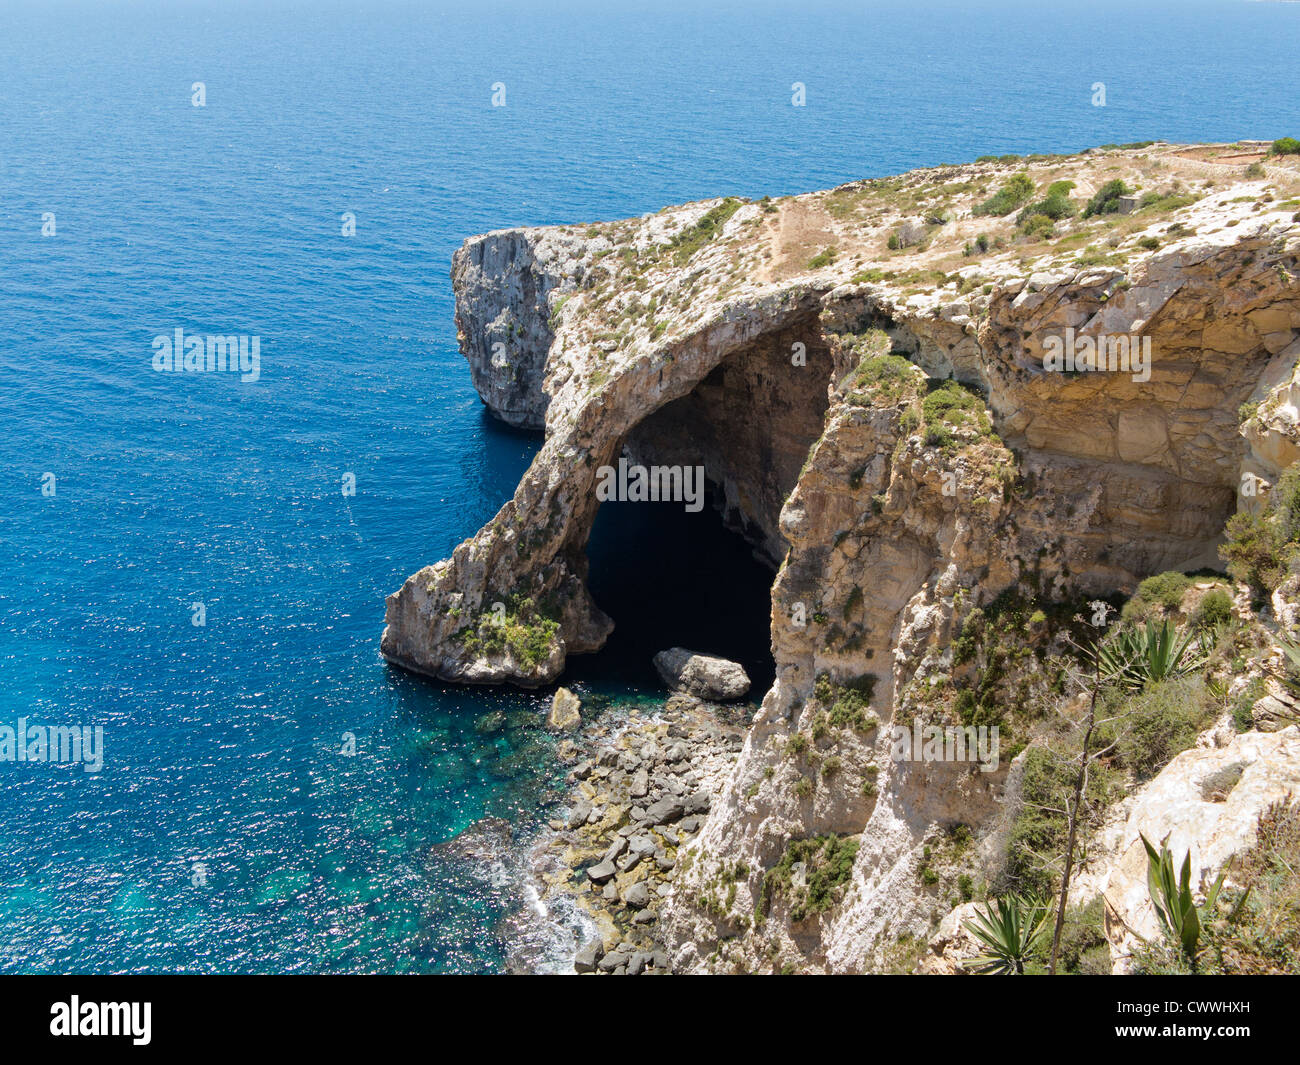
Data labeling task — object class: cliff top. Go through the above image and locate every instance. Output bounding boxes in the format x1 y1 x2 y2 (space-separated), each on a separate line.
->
462 141 1300 430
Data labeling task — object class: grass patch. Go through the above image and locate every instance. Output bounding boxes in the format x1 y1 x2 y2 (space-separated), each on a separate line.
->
920 378 995 449
667 197 744 265
807 246 837 269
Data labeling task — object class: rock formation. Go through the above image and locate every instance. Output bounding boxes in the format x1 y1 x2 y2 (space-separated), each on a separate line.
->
653 648 751 701
383 142 1300 971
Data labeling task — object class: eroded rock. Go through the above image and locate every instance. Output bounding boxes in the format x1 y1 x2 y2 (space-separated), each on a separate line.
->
653 648 751 701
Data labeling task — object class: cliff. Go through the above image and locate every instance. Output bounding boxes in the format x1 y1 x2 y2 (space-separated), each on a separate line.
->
382 142 1300 971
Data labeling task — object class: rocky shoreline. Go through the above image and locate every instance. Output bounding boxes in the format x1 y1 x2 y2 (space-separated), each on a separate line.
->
518 692 752 974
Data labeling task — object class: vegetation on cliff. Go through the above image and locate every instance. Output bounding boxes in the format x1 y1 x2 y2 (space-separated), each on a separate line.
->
453 592 561 670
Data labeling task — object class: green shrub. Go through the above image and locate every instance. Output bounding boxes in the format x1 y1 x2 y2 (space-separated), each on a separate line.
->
814 673 878 730
973 172 1035 217
1231 675 1266 732
1016 180 1076 225
1275 465 1300 541
1108 675 1219 780
1270 137 1300 156
1053 898 1112 975
759 834 860 922
1221 512 1287 592
1191 588 1233 631
920 379 994 449
454 593 561 669
844 351 923 407
1082 178 1131 217
1020 213 1055 239
1121 570 1191 623
1003 746 1118 899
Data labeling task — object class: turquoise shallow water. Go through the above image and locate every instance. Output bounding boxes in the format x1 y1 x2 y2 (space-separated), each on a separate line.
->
0 0 1297 973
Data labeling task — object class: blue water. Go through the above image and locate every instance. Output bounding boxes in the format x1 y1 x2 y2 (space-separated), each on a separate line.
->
0 0 1297 973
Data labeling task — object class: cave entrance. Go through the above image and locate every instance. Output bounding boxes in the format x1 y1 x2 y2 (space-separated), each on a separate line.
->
566 312 833 699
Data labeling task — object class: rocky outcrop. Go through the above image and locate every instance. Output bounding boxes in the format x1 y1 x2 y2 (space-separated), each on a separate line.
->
653 648 751 700
1068 726 1300 972
452 229 571 429
387 143 1300 970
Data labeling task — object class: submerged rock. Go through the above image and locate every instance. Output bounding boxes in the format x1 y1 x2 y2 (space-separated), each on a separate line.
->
652 648 750 701
474 710 507 734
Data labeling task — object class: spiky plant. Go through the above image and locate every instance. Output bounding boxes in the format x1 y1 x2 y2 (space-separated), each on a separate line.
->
1100 620 1206 692
963 894 1051 974
1140 834 1239 970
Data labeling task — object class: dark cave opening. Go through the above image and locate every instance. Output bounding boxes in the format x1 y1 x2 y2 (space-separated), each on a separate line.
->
563 487 778 696
564 312 835 700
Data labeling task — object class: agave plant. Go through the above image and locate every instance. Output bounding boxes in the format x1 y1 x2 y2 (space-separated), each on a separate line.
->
1100 619 1206 692
1140 834 1237 968
962 894 1051 974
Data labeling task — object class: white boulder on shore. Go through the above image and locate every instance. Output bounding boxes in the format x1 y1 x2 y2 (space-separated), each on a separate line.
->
653 648 750 701
547 687 582 731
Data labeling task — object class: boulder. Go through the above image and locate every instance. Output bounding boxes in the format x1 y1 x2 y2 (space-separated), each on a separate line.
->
1085 727 1300 972
574 937 604 973
1252 691 1299 733
652 648 750 701
643 796 685 826
566 799 592 830
918 901 986 975
547 687 582 731
622 881 651 909
586 860 617 884
683 789 711 815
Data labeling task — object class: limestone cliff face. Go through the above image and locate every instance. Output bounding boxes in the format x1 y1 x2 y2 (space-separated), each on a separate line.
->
451 229 569 429
385 143 1300 967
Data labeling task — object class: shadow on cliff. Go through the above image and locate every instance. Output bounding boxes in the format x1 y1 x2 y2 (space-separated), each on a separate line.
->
562 489 776 698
